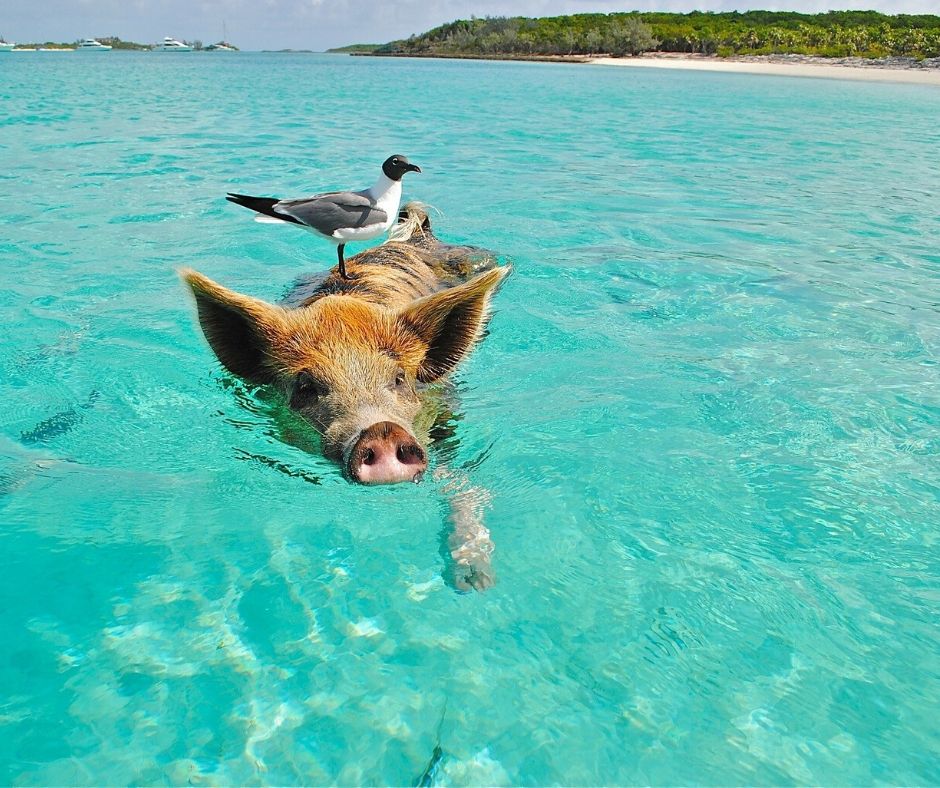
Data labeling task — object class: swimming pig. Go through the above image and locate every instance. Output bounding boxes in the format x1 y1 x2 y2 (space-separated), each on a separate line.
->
182 204 509 590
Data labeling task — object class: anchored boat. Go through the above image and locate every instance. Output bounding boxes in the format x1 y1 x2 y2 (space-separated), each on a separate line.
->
76 39 112 51
154 37 193 52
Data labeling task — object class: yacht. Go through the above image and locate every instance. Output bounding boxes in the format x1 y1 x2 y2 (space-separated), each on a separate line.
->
0 40 15 52
154 37 193 52
205 42 236 51
76 39 112 51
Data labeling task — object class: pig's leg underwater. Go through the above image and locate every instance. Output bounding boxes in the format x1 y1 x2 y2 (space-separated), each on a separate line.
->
424 400 496 591
436 467 495 592
448 486 495 593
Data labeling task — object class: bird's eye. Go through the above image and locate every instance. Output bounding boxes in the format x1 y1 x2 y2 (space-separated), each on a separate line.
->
290 371 324 409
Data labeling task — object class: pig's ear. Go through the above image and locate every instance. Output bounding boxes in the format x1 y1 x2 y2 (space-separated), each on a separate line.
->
181 269 284 385
398 266 510 383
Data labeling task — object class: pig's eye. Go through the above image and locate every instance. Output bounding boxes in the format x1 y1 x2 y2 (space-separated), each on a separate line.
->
393 370 407 389
290 372 324 408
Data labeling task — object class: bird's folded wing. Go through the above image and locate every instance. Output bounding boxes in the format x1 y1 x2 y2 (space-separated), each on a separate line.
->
275 191 388 234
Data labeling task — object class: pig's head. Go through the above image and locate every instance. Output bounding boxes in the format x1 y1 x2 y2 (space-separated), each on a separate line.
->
182 266 509 484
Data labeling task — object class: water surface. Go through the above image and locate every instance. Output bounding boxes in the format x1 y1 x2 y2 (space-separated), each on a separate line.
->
1 53 939 785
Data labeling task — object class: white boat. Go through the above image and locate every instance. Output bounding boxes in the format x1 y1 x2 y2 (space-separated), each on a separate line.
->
0 40 15 52
154 37 193 52
76 38 112 51
204 21 235 52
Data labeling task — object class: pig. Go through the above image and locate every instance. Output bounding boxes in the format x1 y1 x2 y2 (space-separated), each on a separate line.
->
182 203 509 591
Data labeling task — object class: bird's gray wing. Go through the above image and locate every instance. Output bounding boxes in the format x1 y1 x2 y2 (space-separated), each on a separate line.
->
274 190 387 235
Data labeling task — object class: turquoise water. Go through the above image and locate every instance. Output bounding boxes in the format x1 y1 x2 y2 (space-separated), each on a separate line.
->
2 52 940 785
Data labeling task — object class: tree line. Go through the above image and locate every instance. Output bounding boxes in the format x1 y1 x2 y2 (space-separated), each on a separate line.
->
376 11 940 59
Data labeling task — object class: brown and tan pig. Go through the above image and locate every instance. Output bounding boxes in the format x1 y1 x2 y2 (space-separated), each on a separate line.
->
182 203 509 590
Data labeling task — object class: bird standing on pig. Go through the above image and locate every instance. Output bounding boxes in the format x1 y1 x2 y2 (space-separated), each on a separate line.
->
183 203 509 591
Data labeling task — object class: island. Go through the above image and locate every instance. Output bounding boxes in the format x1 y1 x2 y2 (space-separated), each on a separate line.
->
326 44 381 54
357 11 940 61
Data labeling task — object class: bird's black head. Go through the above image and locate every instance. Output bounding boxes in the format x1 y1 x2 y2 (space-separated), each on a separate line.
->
382 155 421 182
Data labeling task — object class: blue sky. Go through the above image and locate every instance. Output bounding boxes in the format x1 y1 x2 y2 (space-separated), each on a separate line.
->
4 0 937 51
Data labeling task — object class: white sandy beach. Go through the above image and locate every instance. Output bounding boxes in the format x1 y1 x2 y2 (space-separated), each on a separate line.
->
588 54 940 86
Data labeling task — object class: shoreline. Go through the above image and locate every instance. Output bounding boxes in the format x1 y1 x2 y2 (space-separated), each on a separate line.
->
352 52 593 64
357 51 940 85
588 53 940 86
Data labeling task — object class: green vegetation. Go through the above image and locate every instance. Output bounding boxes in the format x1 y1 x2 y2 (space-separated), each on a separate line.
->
16 37 151 50
15 42 73 50
327 43 381 53
96 37 150 50
376 11 940 59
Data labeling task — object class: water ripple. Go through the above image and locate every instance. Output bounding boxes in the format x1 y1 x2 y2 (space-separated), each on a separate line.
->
1 53 939 786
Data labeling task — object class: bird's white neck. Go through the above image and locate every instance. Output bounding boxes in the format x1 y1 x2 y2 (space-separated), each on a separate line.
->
367 173 402 210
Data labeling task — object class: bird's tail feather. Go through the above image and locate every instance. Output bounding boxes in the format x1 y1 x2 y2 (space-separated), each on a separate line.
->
226 193 300 224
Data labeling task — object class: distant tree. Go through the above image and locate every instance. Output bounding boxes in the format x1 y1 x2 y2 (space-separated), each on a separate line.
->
559 29 577 55
606 17 658 57
582 28 604 54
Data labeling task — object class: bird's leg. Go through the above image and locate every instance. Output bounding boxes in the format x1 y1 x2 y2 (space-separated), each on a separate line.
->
337 244 353 280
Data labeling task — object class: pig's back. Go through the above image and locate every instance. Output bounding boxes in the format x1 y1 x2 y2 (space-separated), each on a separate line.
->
282 238 499 311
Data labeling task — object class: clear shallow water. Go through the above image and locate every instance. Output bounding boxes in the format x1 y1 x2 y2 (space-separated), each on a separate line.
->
1 52 939 785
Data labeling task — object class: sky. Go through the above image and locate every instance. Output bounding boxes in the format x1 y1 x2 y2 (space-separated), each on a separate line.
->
3 0 937 52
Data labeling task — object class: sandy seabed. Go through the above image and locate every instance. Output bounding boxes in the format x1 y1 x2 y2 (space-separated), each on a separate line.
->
588 54 940 86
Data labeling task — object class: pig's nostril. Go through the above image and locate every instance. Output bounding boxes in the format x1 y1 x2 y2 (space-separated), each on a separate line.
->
396 444 425 464
363 448 376 465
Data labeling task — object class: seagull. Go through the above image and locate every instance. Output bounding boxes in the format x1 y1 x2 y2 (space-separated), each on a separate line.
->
226 155 421 280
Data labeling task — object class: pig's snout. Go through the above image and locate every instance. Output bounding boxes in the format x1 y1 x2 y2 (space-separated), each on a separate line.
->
348 421 427 485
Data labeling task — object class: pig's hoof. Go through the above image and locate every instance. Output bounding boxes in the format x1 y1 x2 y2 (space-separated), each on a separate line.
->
454 559 496 593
